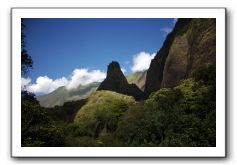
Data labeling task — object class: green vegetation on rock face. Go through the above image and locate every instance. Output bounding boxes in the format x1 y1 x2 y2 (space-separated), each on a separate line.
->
74 90 136 138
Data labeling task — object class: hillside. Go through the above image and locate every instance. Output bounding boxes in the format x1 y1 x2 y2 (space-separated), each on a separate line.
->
36 82 100 107
74 90 136 138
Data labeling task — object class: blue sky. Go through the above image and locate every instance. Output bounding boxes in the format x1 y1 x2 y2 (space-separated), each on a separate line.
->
22 18 176 94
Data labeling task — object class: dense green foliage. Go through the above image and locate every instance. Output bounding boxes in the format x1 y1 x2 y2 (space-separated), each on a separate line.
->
21 91 65 146
74 91 136 138
71 64 215 147
47 99 87 123
117 78 215 147
22 64 216 147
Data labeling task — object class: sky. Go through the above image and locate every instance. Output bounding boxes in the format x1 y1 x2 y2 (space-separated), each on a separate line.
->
22 18 177 95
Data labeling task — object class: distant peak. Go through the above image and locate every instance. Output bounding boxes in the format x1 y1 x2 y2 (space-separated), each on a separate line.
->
108 61 121 70
106 61 124 78
98 61 144 100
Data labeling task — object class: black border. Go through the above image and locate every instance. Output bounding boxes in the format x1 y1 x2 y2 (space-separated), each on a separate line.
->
10 7 227 158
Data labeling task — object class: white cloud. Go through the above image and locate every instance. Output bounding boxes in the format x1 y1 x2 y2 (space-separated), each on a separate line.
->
160 27 173 36
131 52 156 72
26 76 69 94
121 67 127 74
21 77 31 87
21 77 32 92
66 69 106 90
22 69 106 94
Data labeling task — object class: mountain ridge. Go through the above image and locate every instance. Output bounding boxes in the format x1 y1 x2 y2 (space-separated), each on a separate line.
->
36 82 100 108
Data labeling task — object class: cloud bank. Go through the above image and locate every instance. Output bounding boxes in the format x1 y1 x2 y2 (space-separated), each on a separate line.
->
66 69 106 90
22 69 106 94
131 52 155 72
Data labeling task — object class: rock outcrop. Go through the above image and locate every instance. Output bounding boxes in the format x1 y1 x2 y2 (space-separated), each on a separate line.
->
97 61 144 100
144 18 216 98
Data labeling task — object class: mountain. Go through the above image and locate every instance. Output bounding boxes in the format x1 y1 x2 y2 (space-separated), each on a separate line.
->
126 71 147 91
26 18 216 147
37 18 216 107
36 82 100 107
36 72 146 108
144 18 216 98
97 61 144 100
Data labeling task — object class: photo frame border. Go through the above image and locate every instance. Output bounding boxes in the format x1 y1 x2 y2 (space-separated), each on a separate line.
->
11 7 226 158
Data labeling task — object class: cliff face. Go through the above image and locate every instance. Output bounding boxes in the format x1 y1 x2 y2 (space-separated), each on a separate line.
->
144 18 216 97
144 19 192 97
126 71 147 91
97 61 144 100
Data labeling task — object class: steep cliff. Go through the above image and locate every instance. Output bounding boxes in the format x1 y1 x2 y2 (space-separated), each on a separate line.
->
144 18 216 98
97 61 144 100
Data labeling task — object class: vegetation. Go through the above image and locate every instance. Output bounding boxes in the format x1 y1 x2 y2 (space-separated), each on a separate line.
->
117 76 215 147
21 91 65 146
21 19 33 76
74 91 136 138
21 19 64 147
21 64 216 147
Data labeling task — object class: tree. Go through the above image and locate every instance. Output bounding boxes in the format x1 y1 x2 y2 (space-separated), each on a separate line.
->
21 19 33 76
20 20 64 147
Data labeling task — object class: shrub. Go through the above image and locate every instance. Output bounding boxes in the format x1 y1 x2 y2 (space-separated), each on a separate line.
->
21 91 65 147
